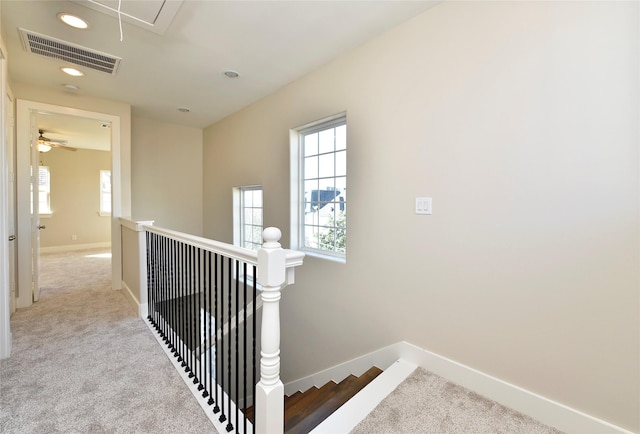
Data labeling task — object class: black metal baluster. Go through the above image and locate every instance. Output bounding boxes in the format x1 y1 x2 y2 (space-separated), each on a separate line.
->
162 236 169 344
179 242 186 367
187 245 194 378
172 239 178 358
219 256 226 424
252 264 257 422
207 250 214 404
226 257 233 432
154 233 160 329
195 247 201 386
243 261 248 434
186 244 192 374
146 232 153 324
151 233 158 329
202 250 209 398
213 253 220 414
235 259 240 433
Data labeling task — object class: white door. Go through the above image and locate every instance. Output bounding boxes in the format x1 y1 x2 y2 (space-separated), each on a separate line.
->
29 110 41 302
6 91 17 314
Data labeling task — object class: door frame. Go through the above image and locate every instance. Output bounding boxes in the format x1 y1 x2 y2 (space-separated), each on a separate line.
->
15 100 122 309
0 43 11 358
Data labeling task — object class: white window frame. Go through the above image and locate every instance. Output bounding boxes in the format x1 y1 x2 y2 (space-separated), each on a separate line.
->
291 112 347 262
99 170 111 216
37 165 52 216
233 185 263 251
233 185 263 288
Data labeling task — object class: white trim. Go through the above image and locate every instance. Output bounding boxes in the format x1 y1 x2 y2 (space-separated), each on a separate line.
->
311 359 417 434
285 341 634 434
145 225 305 272
0 37 11 359
120 280 139 313
39 242 111 253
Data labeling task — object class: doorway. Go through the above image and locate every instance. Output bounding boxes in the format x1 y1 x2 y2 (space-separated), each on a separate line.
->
36 113 113 296
15 100 123 310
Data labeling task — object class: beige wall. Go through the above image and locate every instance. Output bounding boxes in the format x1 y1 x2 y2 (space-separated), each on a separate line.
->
132 116 203 235
203 2 639 431
39 149 110 248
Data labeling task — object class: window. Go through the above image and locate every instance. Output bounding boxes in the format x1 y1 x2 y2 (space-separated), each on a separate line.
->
292 113 346 261
233 186 263 251
38 166 52 215
99 170 111 216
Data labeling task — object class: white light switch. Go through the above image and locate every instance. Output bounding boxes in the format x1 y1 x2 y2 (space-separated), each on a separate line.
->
415 197 432 215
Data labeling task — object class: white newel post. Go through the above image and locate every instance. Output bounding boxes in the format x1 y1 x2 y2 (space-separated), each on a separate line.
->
255 227 287 434
135 220 153 319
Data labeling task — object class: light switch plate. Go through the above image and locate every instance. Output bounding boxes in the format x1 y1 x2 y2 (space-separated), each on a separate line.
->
415 197 432 215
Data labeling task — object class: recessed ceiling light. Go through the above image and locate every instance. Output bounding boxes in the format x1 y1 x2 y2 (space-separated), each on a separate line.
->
58 13 88 29
177 107 190 113
224 70 239 78
61 67 83 76
62 84 79 91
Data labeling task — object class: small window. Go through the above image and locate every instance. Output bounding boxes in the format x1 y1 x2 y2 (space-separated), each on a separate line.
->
291 113 346 261
38 166 52 215
99 170 111 216
233 186 263 251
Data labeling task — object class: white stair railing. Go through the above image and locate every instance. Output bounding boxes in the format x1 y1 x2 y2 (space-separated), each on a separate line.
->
120 219 304 434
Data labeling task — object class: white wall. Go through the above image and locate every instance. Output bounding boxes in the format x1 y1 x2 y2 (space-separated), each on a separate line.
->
203 2 639 431
132 116 203 235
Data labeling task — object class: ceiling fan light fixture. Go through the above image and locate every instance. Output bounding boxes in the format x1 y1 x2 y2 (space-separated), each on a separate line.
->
58 13 89 29
38 143 52 153
61 67 84 77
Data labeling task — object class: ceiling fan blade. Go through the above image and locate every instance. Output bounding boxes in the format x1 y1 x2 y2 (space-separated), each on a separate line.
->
50 143 77 151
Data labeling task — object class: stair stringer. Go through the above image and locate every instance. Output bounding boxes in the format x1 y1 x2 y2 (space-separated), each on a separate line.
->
310 359 417 434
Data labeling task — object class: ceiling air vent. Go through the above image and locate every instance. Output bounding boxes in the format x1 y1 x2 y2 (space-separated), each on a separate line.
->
19 28 121 75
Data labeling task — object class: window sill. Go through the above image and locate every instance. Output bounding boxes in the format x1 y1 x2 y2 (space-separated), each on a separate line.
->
302 249 346 264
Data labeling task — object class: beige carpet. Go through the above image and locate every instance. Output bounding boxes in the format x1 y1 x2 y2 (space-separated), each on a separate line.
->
0 248 215 433
351 367 563 434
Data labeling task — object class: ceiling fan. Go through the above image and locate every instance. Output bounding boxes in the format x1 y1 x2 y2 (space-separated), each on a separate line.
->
37 129 77 152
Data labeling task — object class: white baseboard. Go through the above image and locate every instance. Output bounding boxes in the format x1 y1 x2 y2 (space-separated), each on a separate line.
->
40 242 111 253
120 281 140 314
285 341 633 434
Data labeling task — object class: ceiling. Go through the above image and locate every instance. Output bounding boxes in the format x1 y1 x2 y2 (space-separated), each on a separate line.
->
2 0 438 148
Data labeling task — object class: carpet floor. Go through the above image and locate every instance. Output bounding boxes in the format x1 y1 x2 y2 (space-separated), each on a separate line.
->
0 248 215 433
351 367 563 434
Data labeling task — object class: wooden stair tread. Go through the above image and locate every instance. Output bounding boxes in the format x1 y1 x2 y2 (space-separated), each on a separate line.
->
285 387 316 408
243 366 384 433
285 366 383 433
285 381 339 430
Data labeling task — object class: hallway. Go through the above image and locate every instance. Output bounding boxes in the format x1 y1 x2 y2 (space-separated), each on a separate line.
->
0 249 214 433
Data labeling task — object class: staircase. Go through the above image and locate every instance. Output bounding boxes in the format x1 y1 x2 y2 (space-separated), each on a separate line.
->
245 366 383 434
